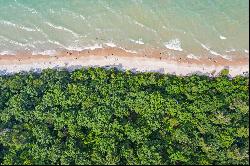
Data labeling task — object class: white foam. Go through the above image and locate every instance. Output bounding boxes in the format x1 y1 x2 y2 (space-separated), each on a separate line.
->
0 35 35 48
0 51 15 55
201 43 220 55
34 26 49 38
226 48 236 52
0 20 37 32
32 40 47 45
66 43 136 53
48 40 66 48
134 20 145 28
15 1 38 14
130 39 144 45
66 46 85 51
244 49 249 53
105 42 116 47
61 8 87 21
44 22 79 38
201 43 231 60
32 50 57 56
49 9 55 14
9 40 35 48
164 38 183 51
219 35 227 40
221 55 232 61
123 49 137 53
132 20 157 33
79 15 86 20
118 47 137 53
201 43 210 51
212 51 231 60
210 50 220 56
187 54 199 60
83 44 103 50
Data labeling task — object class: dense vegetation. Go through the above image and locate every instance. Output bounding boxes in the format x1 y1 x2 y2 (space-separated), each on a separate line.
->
0 67 249 165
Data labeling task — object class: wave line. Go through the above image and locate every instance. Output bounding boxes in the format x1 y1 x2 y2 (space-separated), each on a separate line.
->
44 22 79 38
0 20 37 32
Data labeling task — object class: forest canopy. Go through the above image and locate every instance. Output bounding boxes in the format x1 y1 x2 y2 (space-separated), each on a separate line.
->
0 67 249 165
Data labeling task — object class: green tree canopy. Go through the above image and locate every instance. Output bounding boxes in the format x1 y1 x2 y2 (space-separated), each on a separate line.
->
0 68 249 165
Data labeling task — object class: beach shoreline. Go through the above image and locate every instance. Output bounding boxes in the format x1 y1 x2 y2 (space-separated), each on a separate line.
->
0 47 249 77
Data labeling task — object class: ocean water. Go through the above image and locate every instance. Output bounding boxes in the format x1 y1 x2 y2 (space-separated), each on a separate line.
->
0 0 249 58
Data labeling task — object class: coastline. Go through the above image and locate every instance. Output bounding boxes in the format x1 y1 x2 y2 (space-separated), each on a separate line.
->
0 47 249 77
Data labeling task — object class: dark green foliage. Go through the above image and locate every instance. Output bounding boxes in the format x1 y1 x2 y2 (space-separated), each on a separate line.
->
0 68 249 165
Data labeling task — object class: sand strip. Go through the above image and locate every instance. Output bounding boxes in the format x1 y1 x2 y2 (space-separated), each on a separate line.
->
0 47 249 77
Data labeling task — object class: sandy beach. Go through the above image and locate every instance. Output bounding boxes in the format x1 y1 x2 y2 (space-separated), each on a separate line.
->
0 47 249 77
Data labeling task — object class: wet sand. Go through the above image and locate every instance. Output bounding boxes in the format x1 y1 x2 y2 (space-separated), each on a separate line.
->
0 47 249 77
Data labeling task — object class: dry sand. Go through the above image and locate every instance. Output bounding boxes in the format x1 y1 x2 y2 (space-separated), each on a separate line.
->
0 47 249 77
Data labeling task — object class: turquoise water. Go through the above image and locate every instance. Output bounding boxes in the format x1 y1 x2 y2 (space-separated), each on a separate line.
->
0 0 249 58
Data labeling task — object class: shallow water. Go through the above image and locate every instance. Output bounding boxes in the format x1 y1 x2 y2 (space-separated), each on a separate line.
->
0 0 249 58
